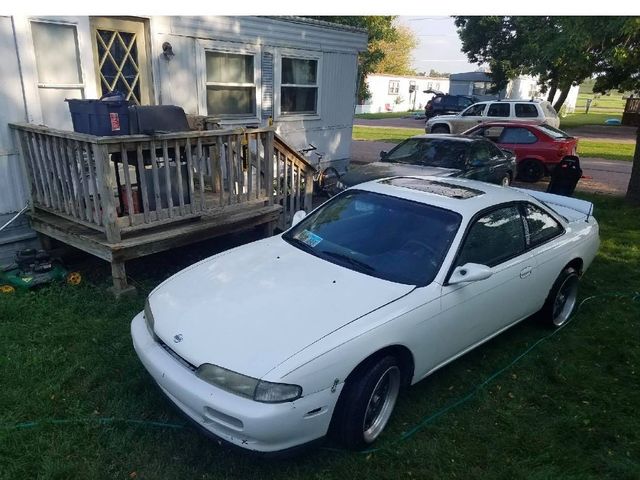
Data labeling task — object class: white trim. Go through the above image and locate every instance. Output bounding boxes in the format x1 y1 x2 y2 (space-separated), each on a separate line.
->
274 47 322 121
195 38 262 123
12 16 43 123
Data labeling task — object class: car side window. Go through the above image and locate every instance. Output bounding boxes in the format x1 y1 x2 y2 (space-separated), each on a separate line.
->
498 127 538 144
462 104 486 116
459 97 473 107
524 203 563 247
487 103 511 117
469 142 492 165
456 206 526 268
485 141 505 158
515 103 539 118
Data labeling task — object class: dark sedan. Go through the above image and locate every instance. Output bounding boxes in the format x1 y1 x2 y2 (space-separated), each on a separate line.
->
337 135 517 192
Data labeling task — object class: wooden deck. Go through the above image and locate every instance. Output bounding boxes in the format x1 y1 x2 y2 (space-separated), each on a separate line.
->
9 122 316 294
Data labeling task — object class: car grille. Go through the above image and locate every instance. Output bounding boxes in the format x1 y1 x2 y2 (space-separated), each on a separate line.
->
158 340 197 372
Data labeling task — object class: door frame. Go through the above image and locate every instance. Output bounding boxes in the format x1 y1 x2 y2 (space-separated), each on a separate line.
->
89 16 154 105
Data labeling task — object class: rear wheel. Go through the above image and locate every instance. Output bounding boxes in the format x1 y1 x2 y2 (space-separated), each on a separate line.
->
540 267 580 327
332 355 402 450
430 124 450 134
518 159 545 182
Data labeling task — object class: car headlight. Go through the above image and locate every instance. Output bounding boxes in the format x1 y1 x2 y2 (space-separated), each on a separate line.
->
144 299 159 342
196 364 302 403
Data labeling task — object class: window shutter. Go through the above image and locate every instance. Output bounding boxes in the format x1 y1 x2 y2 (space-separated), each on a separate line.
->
262 52 273 119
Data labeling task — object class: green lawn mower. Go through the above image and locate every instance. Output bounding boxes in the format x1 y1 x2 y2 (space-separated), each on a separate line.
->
0 248 82 294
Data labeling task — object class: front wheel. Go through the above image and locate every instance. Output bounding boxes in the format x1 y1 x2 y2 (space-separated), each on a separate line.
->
331 356 402 450
430 125 450 134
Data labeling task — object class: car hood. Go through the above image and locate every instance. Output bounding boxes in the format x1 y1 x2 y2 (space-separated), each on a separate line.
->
428 114 459 122
148 236 414 379
341 162 460 188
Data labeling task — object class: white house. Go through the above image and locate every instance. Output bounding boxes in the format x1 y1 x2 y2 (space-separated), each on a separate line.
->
0 16 367 264
356 74 450 114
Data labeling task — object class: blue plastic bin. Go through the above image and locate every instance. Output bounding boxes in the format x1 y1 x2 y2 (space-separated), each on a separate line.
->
66 98 131 136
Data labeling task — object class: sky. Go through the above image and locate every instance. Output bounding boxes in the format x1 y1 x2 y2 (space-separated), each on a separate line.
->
398 16 480 76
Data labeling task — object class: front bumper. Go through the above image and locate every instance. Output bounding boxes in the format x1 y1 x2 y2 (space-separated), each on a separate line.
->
130 312 341 453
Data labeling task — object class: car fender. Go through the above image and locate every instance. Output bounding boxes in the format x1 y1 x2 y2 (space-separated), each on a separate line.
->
265 284 443 395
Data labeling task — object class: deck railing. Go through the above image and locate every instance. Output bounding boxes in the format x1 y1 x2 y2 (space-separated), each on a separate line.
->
10 123 316 242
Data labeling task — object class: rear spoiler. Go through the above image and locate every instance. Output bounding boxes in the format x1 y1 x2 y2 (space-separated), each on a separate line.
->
513 188 594 220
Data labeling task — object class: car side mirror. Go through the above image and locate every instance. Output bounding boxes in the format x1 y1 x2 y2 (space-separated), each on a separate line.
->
448 263 493 285
291 210 307 227
380 150 387 159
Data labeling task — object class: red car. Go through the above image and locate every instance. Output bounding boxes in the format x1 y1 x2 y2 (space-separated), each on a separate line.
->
463 122 578 182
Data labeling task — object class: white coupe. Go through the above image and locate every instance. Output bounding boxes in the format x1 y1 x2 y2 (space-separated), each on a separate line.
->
131 176 599 454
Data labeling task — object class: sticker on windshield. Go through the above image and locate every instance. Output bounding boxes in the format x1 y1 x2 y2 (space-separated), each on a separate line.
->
296 229 323 247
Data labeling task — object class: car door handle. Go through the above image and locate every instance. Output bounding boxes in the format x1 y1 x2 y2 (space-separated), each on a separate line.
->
520 266 533 278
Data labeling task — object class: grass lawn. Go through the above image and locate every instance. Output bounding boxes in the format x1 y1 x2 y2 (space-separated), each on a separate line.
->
352 125 421 143
1 195 639 479
579 140 636 162
560 113 623 129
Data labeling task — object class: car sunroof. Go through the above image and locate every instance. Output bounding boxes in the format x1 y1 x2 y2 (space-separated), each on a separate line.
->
379 177 485 199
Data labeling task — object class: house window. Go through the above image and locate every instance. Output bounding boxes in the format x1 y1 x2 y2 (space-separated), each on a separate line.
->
206 51 256 116
31 21 84 128
472 81 491 96
388 80 400 95
281 57 318 115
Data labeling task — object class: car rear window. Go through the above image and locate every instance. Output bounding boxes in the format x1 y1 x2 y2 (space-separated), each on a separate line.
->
283 190 462 286
542 102 559 118
537 124 570 139
515 103 539 118
383 138 468 169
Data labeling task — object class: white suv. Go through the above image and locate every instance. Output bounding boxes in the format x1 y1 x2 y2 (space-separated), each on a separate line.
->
425 100 560 134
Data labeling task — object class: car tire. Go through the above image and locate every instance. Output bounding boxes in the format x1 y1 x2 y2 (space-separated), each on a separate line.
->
331 355 402 450
518 159 545 182
540 267 580 328
500 173 511 187
430 125 450 134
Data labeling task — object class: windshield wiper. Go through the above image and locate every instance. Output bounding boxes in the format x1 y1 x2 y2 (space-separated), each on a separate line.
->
320 250 377 273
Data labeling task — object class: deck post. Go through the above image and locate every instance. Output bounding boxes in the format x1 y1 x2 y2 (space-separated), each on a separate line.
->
265 130 274 206
109 260 136 297
92 143 121 243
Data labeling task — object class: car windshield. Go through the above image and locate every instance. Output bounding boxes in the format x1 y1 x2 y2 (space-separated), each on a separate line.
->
382 138 468 170
537 124 571 139
282 190 462 286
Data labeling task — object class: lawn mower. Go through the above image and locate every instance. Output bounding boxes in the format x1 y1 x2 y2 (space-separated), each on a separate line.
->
0 248 82 294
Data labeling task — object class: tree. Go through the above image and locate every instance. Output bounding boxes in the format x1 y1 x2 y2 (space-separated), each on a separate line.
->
428 69 450 78
307 16 399 102
453 17 619 110
371 25 418 76
591 17 640 203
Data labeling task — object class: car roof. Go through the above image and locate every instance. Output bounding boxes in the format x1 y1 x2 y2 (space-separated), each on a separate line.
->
468 121 543 128
408 134 478 143
355 176 534 219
